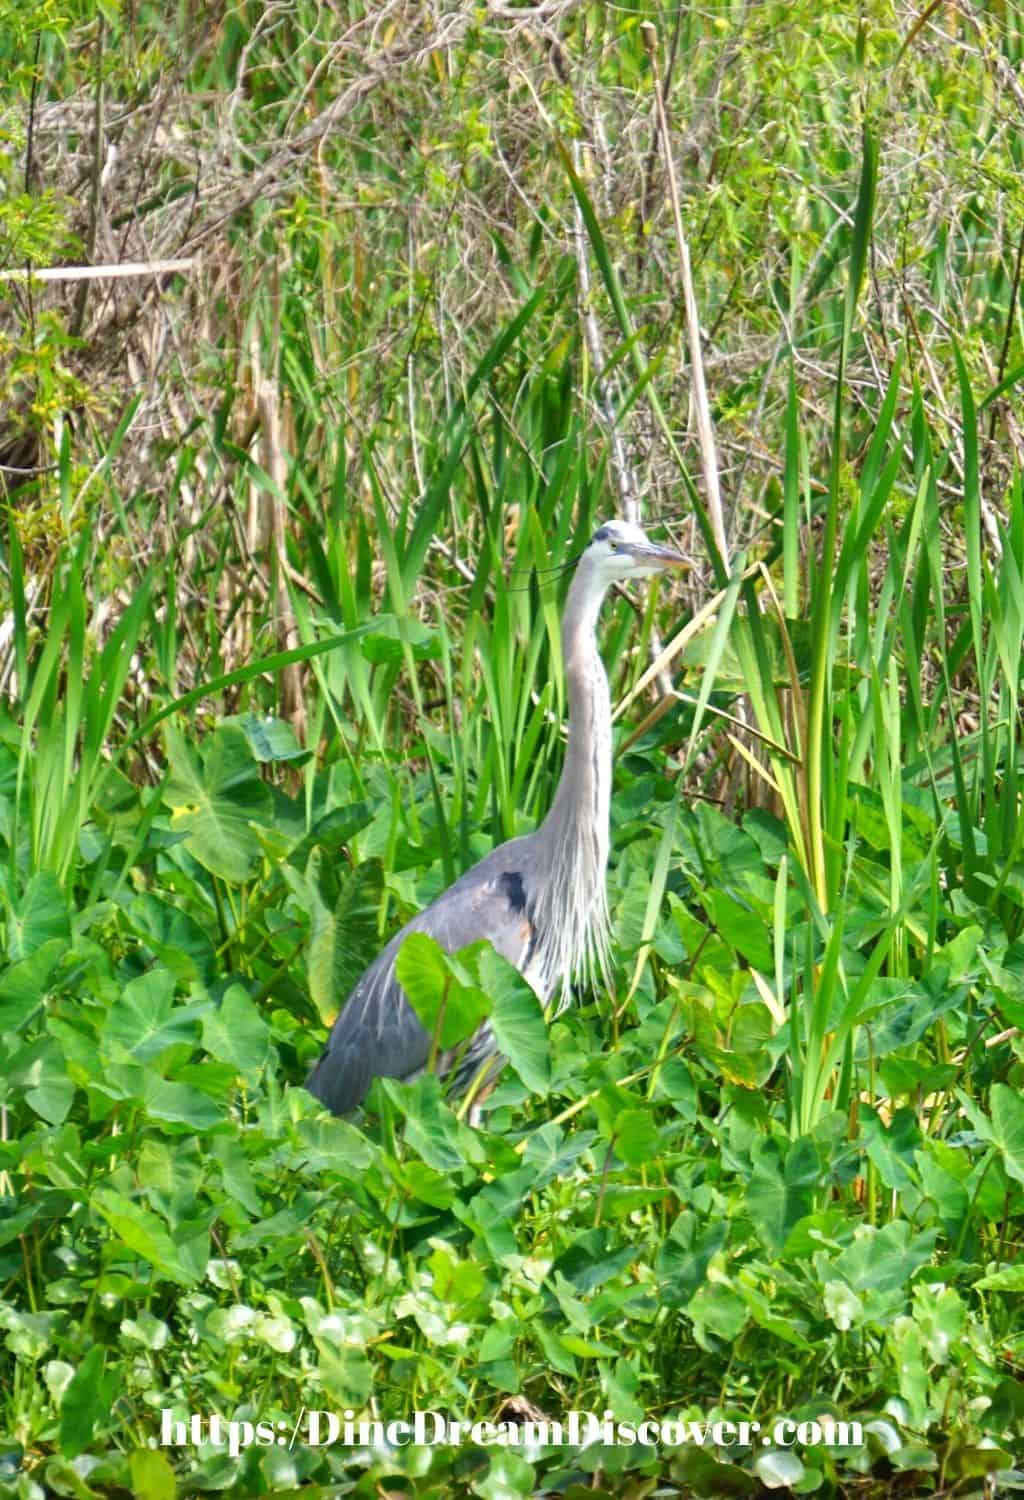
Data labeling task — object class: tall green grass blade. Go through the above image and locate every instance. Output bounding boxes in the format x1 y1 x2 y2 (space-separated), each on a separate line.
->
558 142 726 584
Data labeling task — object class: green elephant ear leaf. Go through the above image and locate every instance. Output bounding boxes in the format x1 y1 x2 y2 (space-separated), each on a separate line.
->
477 947 550 1097
5 871 70 962
163 723 273 883
396 932 490 1050
304 856 386 1023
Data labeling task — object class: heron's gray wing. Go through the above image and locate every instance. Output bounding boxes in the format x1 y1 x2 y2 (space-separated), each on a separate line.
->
306 840 540 1115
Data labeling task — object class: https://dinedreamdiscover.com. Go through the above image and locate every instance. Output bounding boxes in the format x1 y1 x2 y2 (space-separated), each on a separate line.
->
158 1408 864 1460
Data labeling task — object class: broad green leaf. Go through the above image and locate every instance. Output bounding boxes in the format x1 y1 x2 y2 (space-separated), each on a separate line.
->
945 1443 1014 1480
473 1449 536 1500
615 1108 660 1166
702 890 773 971
829 1221 937 1295
552 1230 637 1293
745 1137 819 1253
655 1057 698 1117
755 1450 806 1490
163 723 272 883
124 894 216 984
293 1115 376 1175
990 1084 1024 1187
478 947 549 1096
102 968 203 1062
129 1448 176 1500
288 802 375 868
92 1188 200 1286
201 984 271 1074
317 1344 372 1407
688 1282 748 1342
121 1313 170 1351
558 1332 617 1357
5 872 70 961
231 711 310 763
0 938 65 1030
253 1312 296 1353
890 1444 939 1473
533 1321 577 1376
393 1160 455 1209
913 1283 965 1361
916 1148 969 1236
888 1316 929 1428
656 1216 729 1306
858 979 964 1057
305 856 385 1022
379 1074 482 1174
93 1062 225 1130
396 932 490 1050
699 1043 762 1090
602 1355 644 1423
672 1449 757 1497
4 1037 75 1124
861 1106 921 1191
880 1056 957 1097
615 867 654 952
823 1280 864 1331
977 1264 1024 1291
59 1346 120 1460
361 621 441 665
478 1322 517 1364
209 1136 263 1216
138 1135 202 1200
139 1076 225 1131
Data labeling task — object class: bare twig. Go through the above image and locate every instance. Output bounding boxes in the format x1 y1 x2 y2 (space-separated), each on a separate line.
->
0 258 196 282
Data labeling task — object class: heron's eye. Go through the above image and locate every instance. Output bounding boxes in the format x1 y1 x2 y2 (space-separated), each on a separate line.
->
609 541 618 552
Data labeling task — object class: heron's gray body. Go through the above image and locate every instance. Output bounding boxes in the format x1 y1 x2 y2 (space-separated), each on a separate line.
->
306 520 684 1116
306 837 544 1115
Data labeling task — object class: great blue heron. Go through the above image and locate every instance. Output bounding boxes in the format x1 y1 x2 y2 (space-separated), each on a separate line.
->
307 519 686 1115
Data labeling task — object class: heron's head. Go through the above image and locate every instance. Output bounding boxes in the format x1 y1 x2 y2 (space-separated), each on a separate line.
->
584 520 686 580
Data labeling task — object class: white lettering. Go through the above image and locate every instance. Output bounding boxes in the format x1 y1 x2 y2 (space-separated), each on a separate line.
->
228 1421 254 1458
159 1411 186 1446
306 1411 340 1446
413 1411 448 1443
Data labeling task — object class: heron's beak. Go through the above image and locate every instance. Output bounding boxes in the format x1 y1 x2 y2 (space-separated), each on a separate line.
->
629 541 687 571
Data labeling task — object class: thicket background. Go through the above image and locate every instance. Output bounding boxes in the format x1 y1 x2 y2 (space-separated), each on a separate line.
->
2 2 1024 1496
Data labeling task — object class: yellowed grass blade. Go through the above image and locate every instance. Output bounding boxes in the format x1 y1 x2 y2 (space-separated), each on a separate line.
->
727 731 783 797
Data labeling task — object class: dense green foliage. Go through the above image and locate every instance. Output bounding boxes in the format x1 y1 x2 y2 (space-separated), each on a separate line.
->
2 1 1024 1496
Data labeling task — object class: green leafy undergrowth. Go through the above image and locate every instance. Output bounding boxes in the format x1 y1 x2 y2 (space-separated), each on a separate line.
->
1 720 1023 1495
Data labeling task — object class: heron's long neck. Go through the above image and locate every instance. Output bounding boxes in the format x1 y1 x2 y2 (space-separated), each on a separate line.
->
533 567 612 992
547 572 612 850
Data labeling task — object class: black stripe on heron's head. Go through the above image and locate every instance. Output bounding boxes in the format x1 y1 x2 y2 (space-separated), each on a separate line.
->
591 525 611 543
